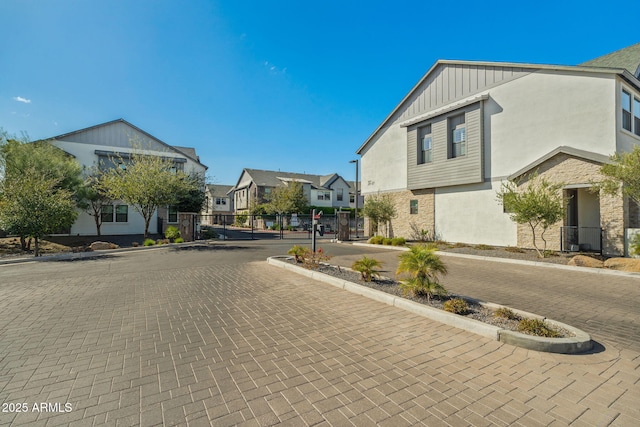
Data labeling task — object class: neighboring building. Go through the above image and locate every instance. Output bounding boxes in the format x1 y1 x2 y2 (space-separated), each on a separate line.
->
49 118 208 236
201 184 234 225
357 43 640 256
231 168 353 213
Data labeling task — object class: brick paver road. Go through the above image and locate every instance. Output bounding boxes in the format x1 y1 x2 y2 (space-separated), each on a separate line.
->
1 242 639 426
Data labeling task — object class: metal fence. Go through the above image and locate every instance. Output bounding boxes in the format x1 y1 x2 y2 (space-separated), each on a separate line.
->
560 226 602 253
198 214 341 240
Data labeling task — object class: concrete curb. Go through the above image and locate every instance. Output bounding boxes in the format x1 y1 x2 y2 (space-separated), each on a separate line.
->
351 242 640 278
0 240 213 265
267 256 593 354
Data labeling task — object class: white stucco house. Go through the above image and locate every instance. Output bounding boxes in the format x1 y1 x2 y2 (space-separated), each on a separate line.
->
357 43 640 256
231 169 353 214
49 119 208 236
200 184 235 225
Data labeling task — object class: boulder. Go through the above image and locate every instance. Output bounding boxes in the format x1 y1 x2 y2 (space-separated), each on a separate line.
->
604 258 640 273
90 241 119 251
568 255 604 268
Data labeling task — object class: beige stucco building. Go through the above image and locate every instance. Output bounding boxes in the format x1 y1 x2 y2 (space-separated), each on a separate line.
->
357 43 640 256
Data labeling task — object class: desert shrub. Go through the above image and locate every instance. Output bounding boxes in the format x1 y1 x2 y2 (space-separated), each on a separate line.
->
474 244 494 250
443 298 469 315
391 237 406 246
494 307 520 320
451 242 469 248
164 226 181 241
287 245 308 263
368 235 384 245
174 237 185 243
201 227 218 239
409 223 436 242
302 248 331 270
518 318 560 337
143 239 156 246
382 238 393 245
543 249 559 257
156 239 170 245
351 256 383 282
397 244 448 302
505 246 524 253
630 233 640 256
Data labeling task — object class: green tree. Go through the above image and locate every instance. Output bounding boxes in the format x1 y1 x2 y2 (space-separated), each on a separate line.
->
0 134 82 253
175 172 207 213
396 244 448 302
77 166 112 236
101 149 202 238
362 193 397 237
266 181 308 214
0 170 78 256
497 173 565 258
596 146 640 206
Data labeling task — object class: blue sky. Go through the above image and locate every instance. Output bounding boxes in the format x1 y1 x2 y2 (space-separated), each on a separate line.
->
1 0 637 185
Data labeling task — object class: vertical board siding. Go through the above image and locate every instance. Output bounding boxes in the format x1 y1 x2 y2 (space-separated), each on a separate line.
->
394 64 530 125
59 121 168 152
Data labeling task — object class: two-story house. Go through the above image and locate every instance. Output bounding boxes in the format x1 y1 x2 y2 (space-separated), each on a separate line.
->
200 184 234 225
231 169 353 214
357 43 640 256
49 119 208 237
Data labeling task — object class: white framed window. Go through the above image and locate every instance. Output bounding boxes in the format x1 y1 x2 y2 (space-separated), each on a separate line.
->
317 191 331 201
622 90 632 132
215 197 226 205
337 188 344 201
634 97 640 137
101 205 114 223
420 124 432 164
115 205 128 222
450 114 466 158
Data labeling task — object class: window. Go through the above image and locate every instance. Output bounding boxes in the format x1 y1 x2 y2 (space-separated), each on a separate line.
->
317 191 331 201
622 90 632 131
168 206 178 223
115 205 128 222
205 197 209 213
337 188 344 201
215 197 226 205
350 194 355 203
101 205 114 223
419 125 432 164
410 199 418 215
635 98 640 137
450 114 466 158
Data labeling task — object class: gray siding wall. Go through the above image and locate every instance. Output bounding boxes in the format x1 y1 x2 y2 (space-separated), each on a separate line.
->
407 102 483 189
61 121 168 151
391 64 531 125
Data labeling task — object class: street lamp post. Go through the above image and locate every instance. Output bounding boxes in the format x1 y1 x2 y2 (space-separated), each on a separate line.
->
349 159 359 239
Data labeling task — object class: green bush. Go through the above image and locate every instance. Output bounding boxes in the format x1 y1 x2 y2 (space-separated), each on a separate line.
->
632 233 640 256
494 307 520 320
396 244 448 302
391 237 406 246
382 238 393 245
368 235 384 245
156 239 170 245
164 225 181 241
287 245 308 263
174 237 184 243
518 318 560 337
143 239 156 246
443 298 469 315
235 214 248 227
351 256 383 282
201 227 218 239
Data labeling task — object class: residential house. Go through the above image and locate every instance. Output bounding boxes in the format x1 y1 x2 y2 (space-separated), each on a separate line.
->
357 43 640 256
200 184 234 225
231 169 353 214
49 119 208 237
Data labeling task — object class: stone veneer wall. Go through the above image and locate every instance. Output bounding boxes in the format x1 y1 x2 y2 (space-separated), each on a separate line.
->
515 154 625 256
363 189 435 239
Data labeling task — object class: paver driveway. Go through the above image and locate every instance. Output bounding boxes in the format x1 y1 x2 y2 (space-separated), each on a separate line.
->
0 242 639 426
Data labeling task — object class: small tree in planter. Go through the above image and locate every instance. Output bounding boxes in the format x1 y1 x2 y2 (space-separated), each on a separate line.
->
351 256 383 282
396 244 448 302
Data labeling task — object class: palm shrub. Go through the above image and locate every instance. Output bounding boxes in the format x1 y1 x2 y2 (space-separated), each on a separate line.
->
287 245 307 263
396 244 448 302
351 256 383 282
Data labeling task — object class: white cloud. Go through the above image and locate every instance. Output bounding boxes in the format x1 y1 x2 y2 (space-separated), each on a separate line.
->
13 96 31 104
264 61 286 75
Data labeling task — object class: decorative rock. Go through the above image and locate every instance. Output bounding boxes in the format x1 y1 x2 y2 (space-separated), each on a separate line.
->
568 255 604 268
90 241 119 251
604 258 640 272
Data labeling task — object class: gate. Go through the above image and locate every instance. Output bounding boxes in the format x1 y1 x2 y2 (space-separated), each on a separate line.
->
198 214 337 241
560 226 602 253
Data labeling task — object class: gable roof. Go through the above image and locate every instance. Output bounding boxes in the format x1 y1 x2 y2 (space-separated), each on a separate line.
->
357 44 640 155
581 42 640 77
206 184 234 196
233 168 347 191
51 118 207 169
508 146 611 181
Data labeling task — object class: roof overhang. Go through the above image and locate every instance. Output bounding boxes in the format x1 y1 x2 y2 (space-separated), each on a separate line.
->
399 94 489 128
